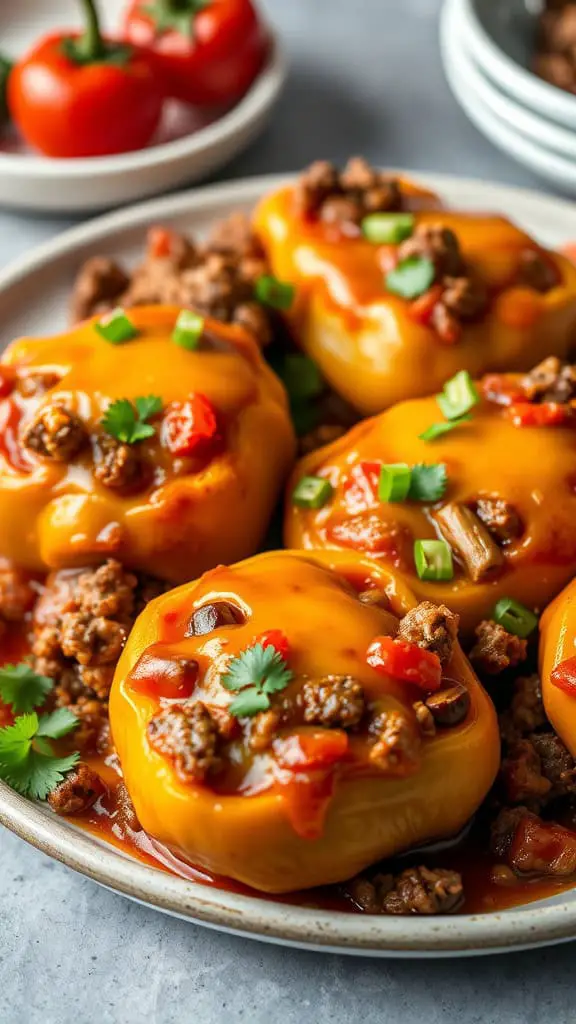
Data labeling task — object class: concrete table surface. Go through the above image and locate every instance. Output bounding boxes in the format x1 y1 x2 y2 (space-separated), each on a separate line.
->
0 1 574 1021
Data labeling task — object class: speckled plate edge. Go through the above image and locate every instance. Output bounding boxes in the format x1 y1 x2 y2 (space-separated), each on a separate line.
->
2 172 576 956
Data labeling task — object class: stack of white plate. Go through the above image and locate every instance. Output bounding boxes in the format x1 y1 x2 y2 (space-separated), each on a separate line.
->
441 0 576 194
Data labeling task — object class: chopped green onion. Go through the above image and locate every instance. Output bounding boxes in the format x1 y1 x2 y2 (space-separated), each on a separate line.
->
414 539 454 581
378 463 411 502
437 370 479 421
281 354 324 402
255 275 295 311
362 213 415 245
292 475 333 509
493 598 538 639
172 310 204 350
94 308 138 345
419 415 471 442
385 257 435 300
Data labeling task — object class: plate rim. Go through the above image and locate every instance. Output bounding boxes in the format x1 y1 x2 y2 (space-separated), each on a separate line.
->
3 169 576 955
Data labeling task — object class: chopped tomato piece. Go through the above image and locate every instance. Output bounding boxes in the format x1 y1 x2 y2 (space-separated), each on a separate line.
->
277 770 335 840
409 285 443 326
0 368 14 399
162 393 220 457
506 401 572 428
481 373 525 406
147 226 177 260
551 656 576 697
255 629 291 661
129 649 198 700
343 461 382 507
367 635 442 691
274 729 349 771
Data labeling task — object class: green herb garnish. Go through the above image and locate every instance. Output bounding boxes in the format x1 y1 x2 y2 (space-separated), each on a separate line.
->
437 370 479 421
94 308 139 345
362 212 415 245
222 643 293 718
493 598 538 639
102 395 162 444
419 415 472 442
385 257 435 299
172 310 205 350
414 539 454 581
378 463 412 503
0 663 53 715
255 275 295 311
408 463 448 502
292 475 334 509
0 711 79 800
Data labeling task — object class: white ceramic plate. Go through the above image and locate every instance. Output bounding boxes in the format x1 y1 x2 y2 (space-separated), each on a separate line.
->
455 0 576 130
441 0 576 194
2 172 576 956
0 0 286 213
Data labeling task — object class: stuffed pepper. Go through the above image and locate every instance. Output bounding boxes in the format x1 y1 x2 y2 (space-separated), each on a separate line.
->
109 549 499 893
0 305 295 582
254 158 576 415
286 357 576 636
540 578 576 759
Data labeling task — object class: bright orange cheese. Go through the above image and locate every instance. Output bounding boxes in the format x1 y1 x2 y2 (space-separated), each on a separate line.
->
0 305 295 582
285 388 576 634
110 550 499 893
540 579 576 758
254 183 576 414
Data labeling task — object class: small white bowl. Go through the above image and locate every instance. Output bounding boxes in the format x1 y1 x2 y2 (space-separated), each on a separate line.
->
456 0 576 130
0 0 286 213
441 0 576 194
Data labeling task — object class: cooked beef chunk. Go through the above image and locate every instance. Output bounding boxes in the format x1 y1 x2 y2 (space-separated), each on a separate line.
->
474 497 523 544
48 763 106 815
535 3 576 94
491 806 576 877
60 613 128 669
206 212 267 260
499 675 547 743
469 620 527 676
530 732 576 798
441 275 487 319
301 675 365 729
490 806 533 858
369 710 420 773
500 738 552 806
521 356 576 404
347 866 463 915
22 403 87 462
436 503 504 583
397 223 465 278
93 434 144 492
397 601 459 665
16 370 61 399
518 249 559 293
249 709 282 752
147 702 223 782
294 157 402 226
70 256 130 324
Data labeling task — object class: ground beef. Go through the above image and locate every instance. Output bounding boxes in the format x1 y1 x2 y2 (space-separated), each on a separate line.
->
147 702 223 783
397 601 459 665
500 738 553 806
474 497 523 544
294 157 402 226
31 561 152 741
93 434 144 492
397 223 465 278
22 403 87 462
499 675 548 743
469 619 528 676
47 763 106 815
70 257 130 324
441 275 487 319
369 710 420 773
298 423 347 456
518 249 559 293
301 675 365 729
521 356 576 404
530 732 576 798
490 806 533 859
347 866 463 915
535 3 576 94
491 806 576 876
249 708 282 752
206 212 267 260
16 370 61 399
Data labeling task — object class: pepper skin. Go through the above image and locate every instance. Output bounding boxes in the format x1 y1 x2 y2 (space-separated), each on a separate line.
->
109 550 499 893
285 381 576 635
254 184 576 415
540 579 576 758
0 306 295 582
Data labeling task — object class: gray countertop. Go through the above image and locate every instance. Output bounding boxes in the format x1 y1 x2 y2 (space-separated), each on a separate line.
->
0 1 573 1021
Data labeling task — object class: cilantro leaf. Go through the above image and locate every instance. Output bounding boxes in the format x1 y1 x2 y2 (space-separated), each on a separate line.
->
0 712 80 800
36 708 79 740
0 664 53 714
102 395 162 445
222 643 293 718
409 463 448 503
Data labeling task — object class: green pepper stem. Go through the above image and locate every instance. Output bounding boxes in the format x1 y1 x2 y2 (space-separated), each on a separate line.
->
77 0 104 60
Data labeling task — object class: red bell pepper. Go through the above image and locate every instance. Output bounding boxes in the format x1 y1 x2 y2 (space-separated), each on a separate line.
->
8 0 164 158
123 0 268 107
551 656 576 697
367 635 442 691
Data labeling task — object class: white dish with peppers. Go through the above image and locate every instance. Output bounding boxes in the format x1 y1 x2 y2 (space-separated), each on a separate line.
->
0 0 285 212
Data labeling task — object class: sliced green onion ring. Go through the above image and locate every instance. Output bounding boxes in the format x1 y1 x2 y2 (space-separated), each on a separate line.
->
437 370 479 421
362 213 415 245
378 463 412 502
94 308 139 345
414 539 454 581
255 275 295 311
493 597 538 639
172 310 205 350
292 475 333 509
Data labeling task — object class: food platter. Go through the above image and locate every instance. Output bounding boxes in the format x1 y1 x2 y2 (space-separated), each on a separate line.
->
2 171 576 956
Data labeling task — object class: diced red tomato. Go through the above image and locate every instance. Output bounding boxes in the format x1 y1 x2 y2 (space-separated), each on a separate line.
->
274 730 349 772
147 226 177 260
367 635 442 691
551 656 576 697
343 461 382 507
162 393 220 457
254 629 291 661
409 285 443 327
129 649 198 700
506 401 572 428
276 770 335 840
481 373 525 407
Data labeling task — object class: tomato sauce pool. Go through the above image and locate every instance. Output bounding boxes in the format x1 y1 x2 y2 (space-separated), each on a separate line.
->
2 628 574 916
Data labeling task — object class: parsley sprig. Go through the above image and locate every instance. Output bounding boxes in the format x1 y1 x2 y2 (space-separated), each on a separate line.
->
0 709 79 800
221 643 293 718
102 395 162 444
0 664 53 714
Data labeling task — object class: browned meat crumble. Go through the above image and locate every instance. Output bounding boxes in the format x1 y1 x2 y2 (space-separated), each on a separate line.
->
397 600 459 665
347 865 463 915
301 675 365 729
22 403 87 462
294 157 403 227
48 763 106 816
469 619 527 676
147 702 224 782
521 355 576 404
